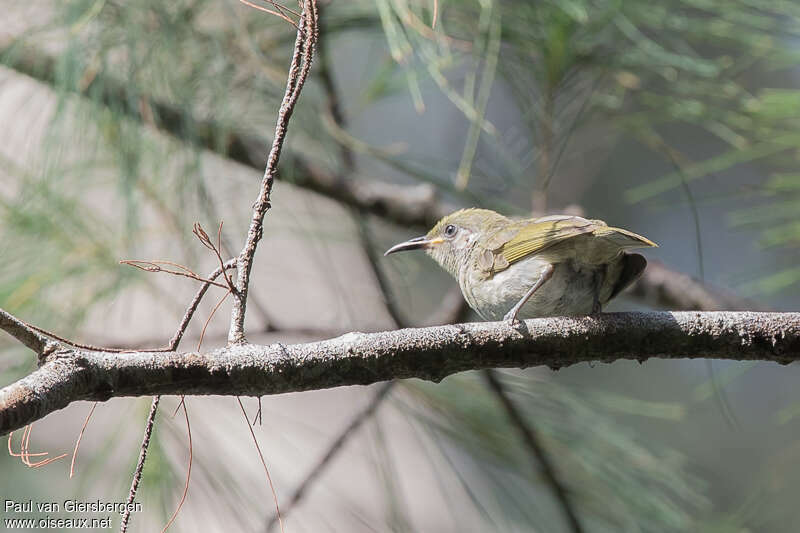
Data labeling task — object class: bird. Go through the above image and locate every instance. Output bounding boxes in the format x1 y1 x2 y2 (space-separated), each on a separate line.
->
384 208 657 322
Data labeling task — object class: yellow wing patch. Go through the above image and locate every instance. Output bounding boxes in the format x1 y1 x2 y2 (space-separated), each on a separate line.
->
499 217 596 266
478 215 656 276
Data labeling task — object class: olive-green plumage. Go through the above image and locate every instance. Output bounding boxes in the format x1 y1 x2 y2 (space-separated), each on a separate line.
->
385 208 657 321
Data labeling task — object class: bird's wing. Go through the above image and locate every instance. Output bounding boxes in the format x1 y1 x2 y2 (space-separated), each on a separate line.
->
493 216 597 267
481 216 656 275
590 224 658 250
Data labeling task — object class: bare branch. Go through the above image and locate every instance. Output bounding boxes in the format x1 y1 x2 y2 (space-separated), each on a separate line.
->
120 260 230 290
229 0 319 344
1 312 797 434
120 396 160 533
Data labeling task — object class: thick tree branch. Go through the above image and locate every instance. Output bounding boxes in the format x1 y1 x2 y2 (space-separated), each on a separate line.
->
1 311 797 434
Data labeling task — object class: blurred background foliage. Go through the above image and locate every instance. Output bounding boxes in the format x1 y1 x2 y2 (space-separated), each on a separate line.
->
1 0 799 531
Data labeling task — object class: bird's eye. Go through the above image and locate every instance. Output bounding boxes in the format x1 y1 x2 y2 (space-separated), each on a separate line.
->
444 224 457 238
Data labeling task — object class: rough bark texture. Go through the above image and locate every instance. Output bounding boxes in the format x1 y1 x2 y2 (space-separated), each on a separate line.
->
2 311 798 434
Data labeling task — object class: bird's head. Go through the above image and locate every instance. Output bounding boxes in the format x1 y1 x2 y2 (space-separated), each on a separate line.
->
384 208 510 278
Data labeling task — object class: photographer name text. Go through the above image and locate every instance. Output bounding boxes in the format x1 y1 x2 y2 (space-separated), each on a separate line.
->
4 499 141 515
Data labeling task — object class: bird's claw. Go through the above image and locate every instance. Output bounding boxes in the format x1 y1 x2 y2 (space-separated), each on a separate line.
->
503 310 520 325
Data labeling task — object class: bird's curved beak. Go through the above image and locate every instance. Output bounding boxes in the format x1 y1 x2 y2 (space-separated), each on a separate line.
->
384 236 441 256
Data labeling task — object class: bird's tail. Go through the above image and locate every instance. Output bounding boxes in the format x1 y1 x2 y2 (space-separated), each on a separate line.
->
595 225 658 250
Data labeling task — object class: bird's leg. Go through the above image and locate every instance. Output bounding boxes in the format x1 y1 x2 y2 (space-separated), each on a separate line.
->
503 264 555 323
591 265 607 315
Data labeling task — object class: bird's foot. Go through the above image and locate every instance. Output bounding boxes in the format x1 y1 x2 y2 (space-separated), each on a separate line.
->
590 299 602 315
503 308 521 325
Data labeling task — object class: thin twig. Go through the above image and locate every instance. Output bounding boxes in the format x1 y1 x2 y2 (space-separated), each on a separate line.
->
239 0 300 29
167 259 237 350
191 222 237 293
160 400 193 533
86 323 345 352
120 260 230 289
268 0 301 18
195 178 275 331
198 290 231 350
24 425 67 467
8 430 43 459
8 428 46 460
228 0 319 344
121 261 233 532
237 397 284 533
24 322 125 353
70 402 98 478
8 425 65 468
15 260 237 355
251 397 263 426
266 381 395 530
483 369 584 533
216 223 234 288
120 396 160 533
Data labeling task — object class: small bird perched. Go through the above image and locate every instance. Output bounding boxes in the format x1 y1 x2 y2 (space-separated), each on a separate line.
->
384 208 657 322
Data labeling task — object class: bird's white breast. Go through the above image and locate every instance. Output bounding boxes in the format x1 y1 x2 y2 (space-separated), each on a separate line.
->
460 255 601 320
